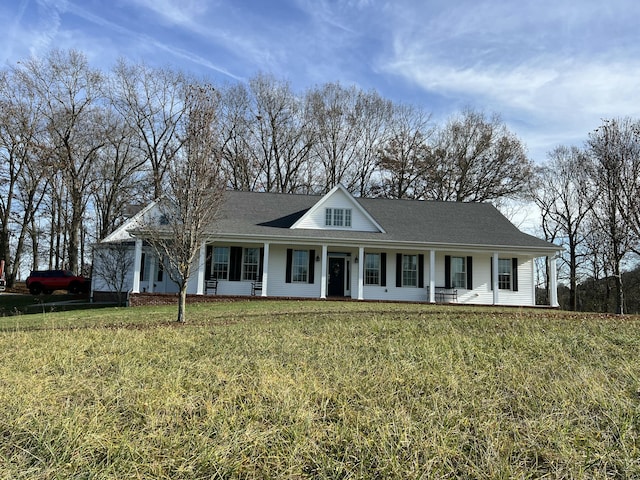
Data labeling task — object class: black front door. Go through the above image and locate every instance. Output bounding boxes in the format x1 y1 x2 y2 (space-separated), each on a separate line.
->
328 257 345 297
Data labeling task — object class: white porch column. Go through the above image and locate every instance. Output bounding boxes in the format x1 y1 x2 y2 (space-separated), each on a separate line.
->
357 246 364 300
492 252 499 305
429 250 436 303
320 245 328 299
132 239 142 293
197 242 206 295
549 255 559 307
147 257 156 293
261 242 270 297
531 258 536 305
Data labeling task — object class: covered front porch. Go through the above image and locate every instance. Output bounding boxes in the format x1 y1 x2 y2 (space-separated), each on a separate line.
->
129 239 559 307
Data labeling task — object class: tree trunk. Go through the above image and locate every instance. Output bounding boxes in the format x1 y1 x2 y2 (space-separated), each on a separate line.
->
0 231 10 287
569 242 577 311
177 285 187 323
614 263 624 315
68 202 83 274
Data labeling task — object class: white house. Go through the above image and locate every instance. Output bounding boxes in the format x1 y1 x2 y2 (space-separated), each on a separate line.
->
93 184 561 306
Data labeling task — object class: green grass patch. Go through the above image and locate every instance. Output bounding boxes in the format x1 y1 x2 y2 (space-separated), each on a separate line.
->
1 302 639 478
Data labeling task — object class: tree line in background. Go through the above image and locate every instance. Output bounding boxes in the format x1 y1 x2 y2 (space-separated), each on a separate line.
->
1 49 639 313
533 118 640 314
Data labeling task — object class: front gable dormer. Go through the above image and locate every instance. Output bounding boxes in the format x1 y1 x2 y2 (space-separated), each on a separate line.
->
291 184 385 233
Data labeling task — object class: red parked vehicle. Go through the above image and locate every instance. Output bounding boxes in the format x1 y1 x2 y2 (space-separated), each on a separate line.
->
25 270 90 295
0 260 5 292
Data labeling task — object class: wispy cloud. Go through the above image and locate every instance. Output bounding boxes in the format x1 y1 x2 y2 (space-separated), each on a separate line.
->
1 0 638 161
127 0 213 35
6 0 66 60
375 0 640 157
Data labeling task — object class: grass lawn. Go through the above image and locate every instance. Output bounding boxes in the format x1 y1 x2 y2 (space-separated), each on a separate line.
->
0 301 639 479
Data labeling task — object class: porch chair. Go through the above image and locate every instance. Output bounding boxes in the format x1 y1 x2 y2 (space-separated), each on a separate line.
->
251 281 263 296
205 279 218 294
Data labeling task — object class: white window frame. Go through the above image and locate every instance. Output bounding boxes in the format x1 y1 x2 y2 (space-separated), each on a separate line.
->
325 208 333 226
451 256 466 289
333 208 344 226
364 253 380 286
242 247 260 281
292 250 309 283
402 254 418 287
498 258 512 290
211 247 229 280
325 208 352 228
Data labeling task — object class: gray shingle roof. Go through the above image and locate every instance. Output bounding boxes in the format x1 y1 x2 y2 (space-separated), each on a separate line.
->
209 190 558 252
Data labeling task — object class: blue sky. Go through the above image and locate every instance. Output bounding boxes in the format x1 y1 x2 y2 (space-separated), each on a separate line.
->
1 0 639 162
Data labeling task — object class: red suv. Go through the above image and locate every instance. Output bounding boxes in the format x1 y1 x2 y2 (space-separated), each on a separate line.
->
25 270 89 295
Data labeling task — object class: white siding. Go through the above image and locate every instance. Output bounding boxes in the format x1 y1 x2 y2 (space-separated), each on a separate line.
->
361 250 428 302
453 255 536 306
266 245 321 297
293 189 380 232
212 280 254 296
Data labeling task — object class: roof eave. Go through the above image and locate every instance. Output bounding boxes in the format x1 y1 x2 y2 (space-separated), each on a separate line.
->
203 232 561 255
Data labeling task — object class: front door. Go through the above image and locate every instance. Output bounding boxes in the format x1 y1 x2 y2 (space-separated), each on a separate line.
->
328 257 345 297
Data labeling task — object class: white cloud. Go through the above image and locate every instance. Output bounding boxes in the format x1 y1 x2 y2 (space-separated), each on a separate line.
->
375 0 640 159
127 0 211 30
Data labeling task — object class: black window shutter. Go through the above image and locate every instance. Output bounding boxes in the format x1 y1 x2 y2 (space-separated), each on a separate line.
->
205 246 212 280
512 258 518 291
490 258 493 290
396 253 402 287
466 256 473 290
418 254 424 288
286 249 292 283
308 249 315 284
230 247 242 281
259 247 264 279
444 255 451 289
380 253 387 287
140 253 146 281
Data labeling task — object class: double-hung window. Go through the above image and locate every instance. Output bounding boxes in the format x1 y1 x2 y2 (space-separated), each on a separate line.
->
498 258 512 290
292 250 309 283
212 247 229 279
365 253 380 285
242 248 260 281
402 254 418 287
451 257 466 288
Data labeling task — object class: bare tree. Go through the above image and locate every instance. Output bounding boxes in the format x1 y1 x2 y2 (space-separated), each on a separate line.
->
532 146 595 310
248 73 315 193
352 90 393 197
111 60 188 200
92 242 135 306
307 82 362 192
18 49 106 273
142 84 226 323
612 119 640 245
377 104 432 199
92 107 147 240
422 109 532 202
218 83 261 191
587 118 640 314
0 67 48 285
582 216 618 312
